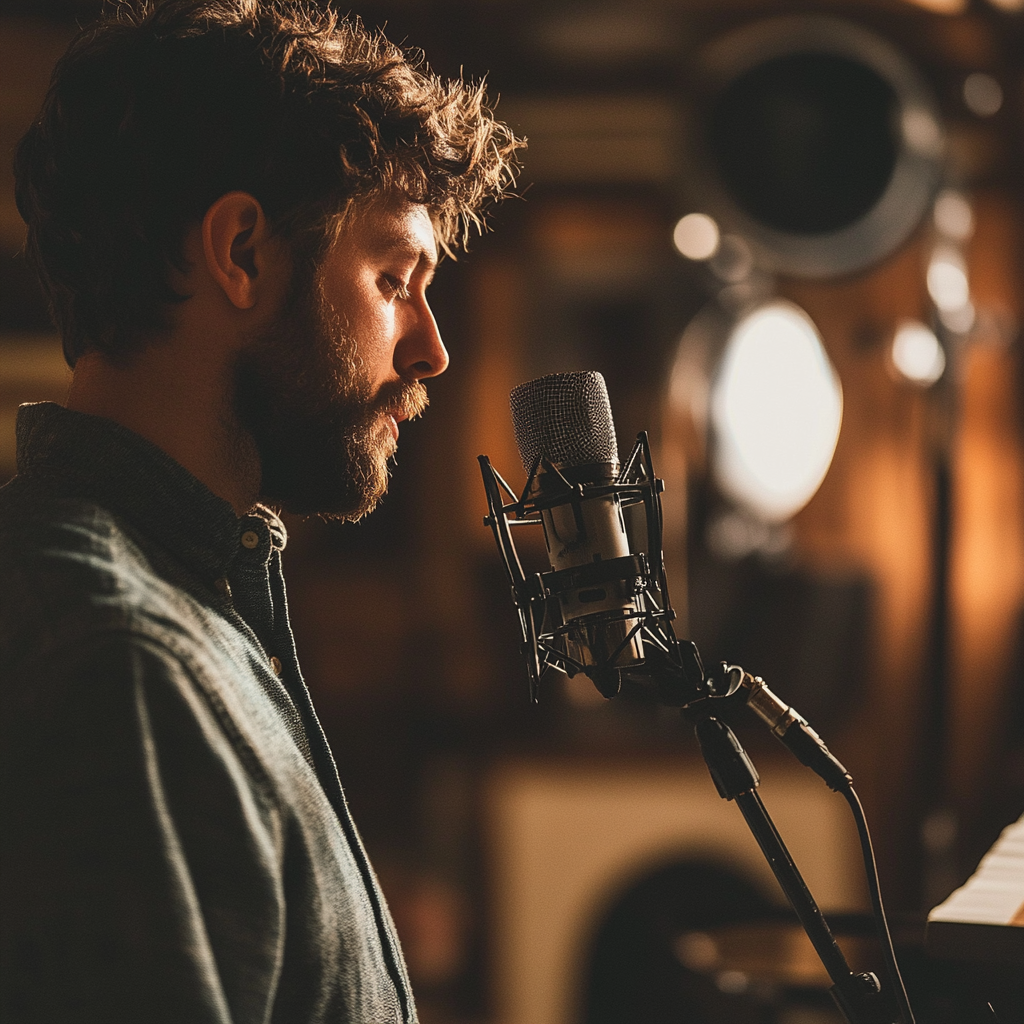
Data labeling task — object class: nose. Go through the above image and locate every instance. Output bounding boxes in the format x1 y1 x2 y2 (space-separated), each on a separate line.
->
395 298 449 379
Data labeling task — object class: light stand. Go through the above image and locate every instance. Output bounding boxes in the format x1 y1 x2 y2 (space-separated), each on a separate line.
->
479 432 914 1024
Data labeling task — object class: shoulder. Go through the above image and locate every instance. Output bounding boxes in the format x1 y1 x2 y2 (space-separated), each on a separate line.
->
2 606 279 810
0 471 140 568
0 478 282 789
4 628 254 772
0 475 176 669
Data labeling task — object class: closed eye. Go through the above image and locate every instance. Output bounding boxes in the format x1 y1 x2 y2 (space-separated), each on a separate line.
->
382 275 411 301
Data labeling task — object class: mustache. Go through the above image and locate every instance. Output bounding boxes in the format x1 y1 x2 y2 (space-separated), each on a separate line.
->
373 377 429 422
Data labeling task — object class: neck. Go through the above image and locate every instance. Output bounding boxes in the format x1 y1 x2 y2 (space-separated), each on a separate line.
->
66 345 261 516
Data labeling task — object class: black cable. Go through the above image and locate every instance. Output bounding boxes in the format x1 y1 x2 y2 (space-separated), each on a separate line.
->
842 784 916 1024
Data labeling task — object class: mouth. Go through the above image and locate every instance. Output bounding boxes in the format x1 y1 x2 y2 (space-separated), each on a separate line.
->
377 382 428 444
385 410 405 441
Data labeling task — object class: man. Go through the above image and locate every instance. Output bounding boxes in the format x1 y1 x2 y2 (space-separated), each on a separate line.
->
0 1 519 1021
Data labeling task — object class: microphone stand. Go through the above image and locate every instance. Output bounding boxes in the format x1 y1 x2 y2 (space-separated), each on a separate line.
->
683 707 893 1024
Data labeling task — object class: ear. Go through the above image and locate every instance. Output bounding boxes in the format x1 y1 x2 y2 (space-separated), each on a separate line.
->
201 192 280 310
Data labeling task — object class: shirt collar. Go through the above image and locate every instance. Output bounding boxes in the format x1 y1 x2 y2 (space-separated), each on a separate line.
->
14 402 287 582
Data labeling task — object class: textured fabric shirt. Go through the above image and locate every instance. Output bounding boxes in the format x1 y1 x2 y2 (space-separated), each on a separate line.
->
0 403 415 1024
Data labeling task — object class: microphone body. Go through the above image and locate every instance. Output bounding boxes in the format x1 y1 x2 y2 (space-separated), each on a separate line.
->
510 373 644 685
535 463 644 675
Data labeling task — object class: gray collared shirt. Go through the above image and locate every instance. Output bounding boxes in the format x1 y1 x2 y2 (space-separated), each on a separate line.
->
0 403 415 1024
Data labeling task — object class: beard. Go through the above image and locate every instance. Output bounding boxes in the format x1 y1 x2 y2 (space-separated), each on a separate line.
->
232 269 428 520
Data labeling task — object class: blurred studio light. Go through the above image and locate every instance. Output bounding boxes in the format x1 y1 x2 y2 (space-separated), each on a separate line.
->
710 302 843 522
892 321 946 385
925 247 970 327
939 300 976 335
692 16 944 278
927 238 975 333
933 190 974 241
962 73 1003 117
927 248 970 312
901 107 944 158
673 213 721 260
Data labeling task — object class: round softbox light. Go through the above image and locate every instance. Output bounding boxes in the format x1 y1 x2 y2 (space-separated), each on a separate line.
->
687 16 944 278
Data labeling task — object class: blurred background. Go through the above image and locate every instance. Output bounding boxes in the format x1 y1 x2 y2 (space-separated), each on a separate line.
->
2 0 1024 1021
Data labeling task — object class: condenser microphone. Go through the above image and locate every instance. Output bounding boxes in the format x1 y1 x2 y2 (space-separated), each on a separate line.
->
509 371 644 694
482 375 851 790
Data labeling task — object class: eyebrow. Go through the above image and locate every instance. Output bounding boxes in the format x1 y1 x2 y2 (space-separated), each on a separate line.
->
372 235 439 281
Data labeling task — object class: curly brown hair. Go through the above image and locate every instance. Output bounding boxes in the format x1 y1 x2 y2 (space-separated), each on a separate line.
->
14 0 522 366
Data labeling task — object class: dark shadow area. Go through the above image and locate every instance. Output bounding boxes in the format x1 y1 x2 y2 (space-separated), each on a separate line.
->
580 859 777 1024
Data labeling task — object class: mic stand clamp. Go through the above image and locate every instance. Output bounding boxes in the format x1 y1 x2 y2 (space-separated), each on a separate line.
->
682 662 855 793
683 706 895 1024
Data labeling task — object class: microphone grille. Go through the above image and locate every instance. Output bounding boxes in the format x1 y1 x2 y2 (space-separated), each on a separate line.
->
510 371 619 472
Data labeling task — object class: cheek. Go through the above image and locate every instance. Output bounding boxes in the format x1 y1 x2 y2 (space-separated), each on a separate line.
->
326 286 396 378
356 314 398 381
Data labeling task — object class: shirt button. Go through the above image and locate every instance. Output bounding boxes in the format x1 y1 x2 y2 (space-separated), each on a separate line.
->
214 577 231 598
241 530 260 550
270 656 283 676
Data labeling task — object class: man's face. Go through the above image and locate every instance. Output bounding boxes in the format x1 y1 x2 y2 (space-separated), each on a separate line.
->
234 200 446 519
